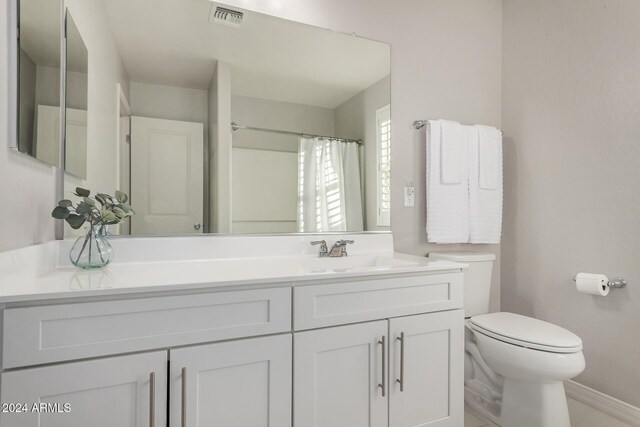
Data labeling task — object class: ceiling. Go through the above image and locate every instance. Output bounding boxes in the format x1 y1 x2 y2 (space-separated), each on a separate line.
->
101 0 390 108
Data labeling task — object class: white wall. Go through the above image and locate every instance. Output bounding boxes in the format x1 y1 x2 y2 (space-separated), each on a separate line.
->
502 0 640 407
63 0 129 229
334 75 390 231
0 0 57 251
220 0 503 309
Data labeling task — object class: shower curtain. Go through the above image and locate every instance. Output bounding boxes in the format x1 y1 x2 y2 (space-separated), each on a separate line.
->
297 137 364 232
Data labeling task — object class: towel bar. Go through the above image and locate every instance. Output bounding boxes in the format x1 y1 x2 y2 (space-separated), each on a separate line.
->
413 120 504 135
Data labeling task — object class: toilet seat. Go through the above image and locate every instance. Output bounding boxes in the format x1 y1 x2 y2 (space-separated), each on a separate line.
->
469 312 583 354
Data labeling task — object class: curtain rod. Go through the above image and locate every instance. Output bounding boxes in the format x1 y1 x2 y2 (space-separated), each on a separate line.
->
231 122 362 145
413 120 504 136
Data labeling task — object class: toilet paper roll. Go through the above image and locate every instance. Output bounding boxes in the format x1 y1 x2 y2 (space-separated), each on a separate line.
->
575 272 610 296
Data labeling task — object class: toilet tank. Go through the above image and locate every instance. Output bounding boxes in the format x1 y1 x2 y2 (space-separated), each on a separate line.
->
428 252 496 317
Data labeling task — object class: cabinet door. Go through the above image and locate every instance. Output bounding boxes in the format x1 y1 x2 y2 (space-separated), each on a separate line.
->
170 334 291 427
294 321 388 427
0 351 167 427
389 310 464 427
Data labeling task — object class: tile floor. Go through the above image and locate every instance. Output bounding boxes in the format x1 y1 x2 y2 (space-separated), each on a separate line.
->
464 399 634 427
464 404 499 427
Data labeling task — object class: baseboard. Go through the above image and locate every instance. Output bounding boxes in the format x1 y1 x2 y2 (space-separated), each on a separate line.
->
565 380 640 426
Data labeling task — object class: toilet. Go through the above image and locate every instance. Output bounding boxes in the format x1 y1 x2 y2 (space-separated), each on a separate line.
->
428 252 585 427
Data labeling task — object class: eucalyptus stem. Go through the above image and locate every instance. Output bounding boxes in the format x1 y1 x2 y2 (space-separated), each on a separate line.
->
75 227 92 265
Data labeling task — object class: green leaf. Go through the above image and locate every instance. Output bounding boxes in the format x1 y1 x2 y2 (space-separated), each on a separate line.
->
74 187 90 197
82 197 95 206
76 202 92 215
120 202 131 213
112 207 126 218
101 209 117 222
95 194 108 206
115 190 128 203
51 206 70 219
58 199 73 208
66 214 86 229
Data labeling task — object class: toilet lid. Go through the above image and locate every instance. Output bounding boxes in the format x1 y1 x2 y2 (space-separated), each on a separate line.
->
469 312 583 353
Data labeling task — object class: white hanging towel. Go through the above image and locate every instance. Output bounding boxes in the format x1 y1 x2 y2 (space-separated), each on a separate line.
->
426 120 469 243
469 125 503 243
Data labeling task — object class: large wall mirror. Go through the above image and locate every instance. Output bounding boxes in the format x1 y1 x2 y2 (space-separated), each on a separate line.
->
15 0 391 237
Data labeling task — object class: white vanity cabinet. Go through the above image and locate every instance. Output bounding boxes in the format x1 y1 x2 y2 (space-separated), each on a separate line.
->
0 266 464 427
294 310 463 427
170 334 292 427
0 351 167 427
294 320 389 427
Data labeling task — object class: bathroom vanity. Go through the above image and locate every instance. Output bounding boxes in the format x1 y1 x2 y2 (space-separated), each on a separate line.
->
0 235 464 427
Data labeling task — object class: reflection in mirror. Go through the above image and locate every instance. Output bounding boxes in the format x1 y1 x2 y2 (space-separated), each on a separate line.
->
17 0 61 165
58 0 391 237
64 11 88 179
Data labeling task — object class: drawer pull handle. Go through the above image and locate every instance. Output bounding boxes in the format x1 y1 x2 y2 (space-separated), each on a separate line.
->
378 336 386 397
149 372 155 427
396 332 405 392
181 367 187 427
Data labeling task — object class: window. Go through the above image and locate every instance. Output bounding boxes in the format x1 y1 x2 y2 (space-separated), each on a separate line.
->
376 105 391 227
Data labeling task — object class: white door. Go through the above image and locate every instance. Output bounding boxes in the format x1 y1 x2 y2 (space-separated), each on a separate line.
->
389 310 464 427
0 351 167 427
170 334 292 427
131 116 204 235
294 321 388 427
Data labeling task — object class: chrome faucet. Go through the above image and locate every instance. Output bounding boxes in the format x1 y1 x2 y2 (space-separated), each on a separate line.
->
311 239 355 257
311 240 329 257
328 239 355 257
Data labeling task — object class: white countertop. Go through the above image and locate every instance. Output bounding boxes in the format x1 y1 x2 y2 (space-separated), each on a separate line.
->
0 235 466 304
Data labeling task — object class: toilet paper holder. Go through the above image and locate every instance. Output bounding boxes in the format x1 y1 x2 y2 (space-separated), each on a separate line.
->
572 275 627 289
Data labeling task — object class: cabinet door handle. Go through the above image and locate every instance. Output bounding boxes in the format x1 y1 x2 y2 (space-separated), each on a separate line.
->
378 336 386 397
181 367 187 427
396 332 405 392
149 372 155 427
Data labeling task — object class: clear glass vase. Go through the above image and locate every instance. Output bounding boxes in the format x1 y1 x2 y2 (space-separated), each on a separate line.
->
69 225 113 269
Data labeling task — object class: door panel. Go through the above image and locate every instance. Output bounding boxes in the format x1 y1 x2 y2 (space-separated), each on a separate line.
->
294 321 388 427
0 351 167 427
389 310 464 427
131 116 204 235
170 334 291 427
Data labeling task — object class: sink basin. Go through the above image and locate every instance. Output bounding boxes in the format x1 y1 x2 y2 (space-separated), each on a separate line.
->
302 255 421 273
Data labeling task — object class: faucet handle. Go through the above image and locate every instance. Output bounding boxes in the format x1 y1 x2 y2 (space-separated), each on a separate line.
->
311 240 328 257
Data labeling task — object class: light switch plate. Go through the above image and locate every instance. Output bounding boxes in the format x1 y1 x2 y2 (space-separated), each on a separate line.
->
404 186 415 207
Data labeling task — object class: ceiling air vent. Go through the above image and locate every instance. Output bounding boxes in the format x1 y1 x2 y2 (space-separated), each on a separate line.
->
210 6 244 28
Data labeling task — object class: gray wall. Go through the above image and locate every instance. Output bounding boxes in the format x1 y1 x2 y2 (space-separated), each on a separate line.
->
231 95 335 153
130 82 208 126
18 48 37 154
334 75 390 231
502 0 640 406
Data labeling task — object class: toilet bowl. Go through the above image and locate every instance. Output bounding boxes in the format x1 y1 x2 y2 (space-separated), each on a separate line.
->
470 312 585 427
428 252 585 427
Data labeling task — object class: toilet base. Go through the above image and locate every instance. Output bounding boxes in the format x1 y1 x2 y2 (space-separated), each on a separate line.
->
500 379 570 427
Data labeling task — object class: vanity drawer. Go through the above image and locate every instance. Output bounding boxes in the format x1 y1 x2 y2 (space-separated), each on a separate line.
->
3 287 291 369
293 272 463 330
